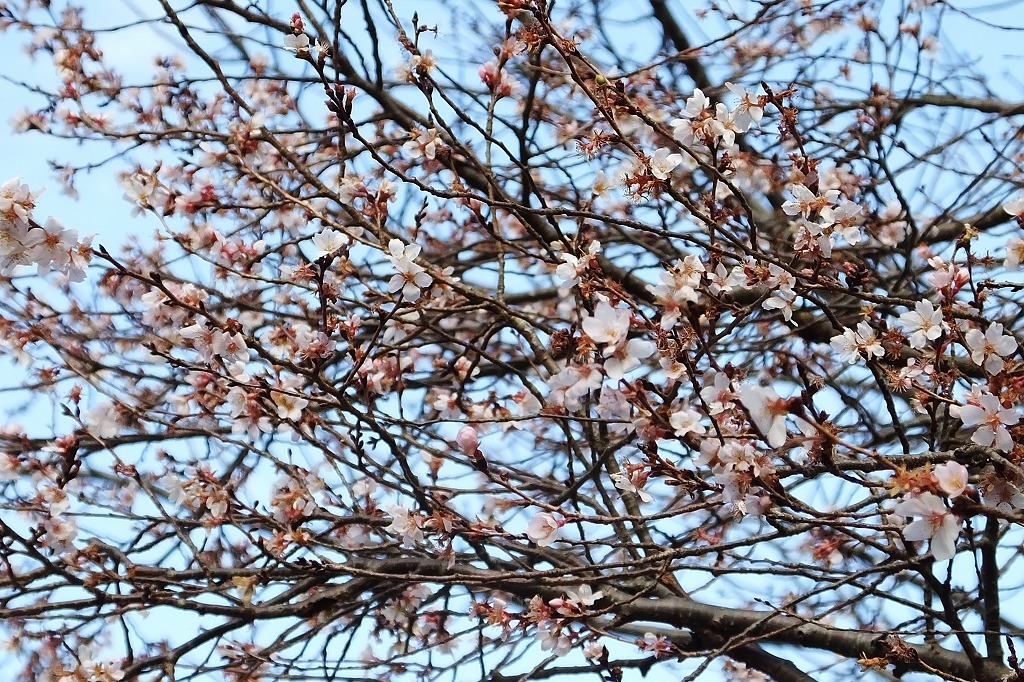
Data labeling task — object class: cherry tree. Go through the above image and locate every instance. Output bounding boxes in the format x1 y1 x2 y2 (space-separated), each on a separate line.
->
2 0 1024 680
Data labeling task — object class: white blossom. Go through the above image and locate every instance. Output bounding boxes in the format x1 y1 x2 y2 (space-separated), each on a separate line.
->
899 300 946 350
669 402 706 437
894 492 959 561
1003 193 1024 217
960 392 1019 452
283 33 310 53
311 228 349 257
964 323 1017 375
738 384 788 448
386 238 432 299
582 300 631 346
830 321 883 364
648 148 683 180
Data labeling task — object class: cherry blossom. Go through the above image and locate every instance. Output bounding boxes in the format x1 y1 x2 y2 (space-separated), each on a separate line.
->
648 148 683 180
1003 193 1024 217
713 103 742 148
404 127 442 161
830 321 884 364
669 402 707 438
536 622 572 656
725 82 764 130
647 256 703 329
820 198 863 244
271 385 309 422
0 176 38 223
611 469 654 503
604 338 655 379
761 263 799 321
581 299 631 346
637 632 674 659
283 33 310 53
700 371 736 415
526 512 562 546
959 392 1019 452
981 474 1024 513
311 228 349 257
670 89 715 146
4 2 1024 678
564 584 603 608
893 492 960 561
782 184 840 219
554 240 600 291
738 384 788 448
455 425 479 455
386 238 432 299
899 300 946 349
964 322 1017 375
926 256 969 293
546 363 604 411
1005 238 1024 268
386 505 424 547
933 461 968 499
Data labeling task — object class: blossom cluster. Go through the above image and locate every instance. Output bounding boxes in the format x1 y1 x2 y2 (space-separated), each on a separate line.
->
0 177 91 280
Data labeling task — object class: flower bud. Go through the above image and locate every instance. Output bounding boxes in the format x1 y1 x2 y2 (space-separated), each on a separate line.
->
456 426 479 455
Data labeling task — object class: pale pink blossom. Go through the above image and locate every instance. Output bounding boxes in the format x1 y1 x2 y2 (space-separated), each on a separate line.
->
678 88 710 119
272 389 309 421
526 512 562 546
637 632 674 659
1005 238 1024 268
564 584 603 608
554 240 600 290
648 148 683 180
700 371 735 415
782 184 840 219
981 476 1024 513
933 461 968 499
386 238 432 298
926 256 968 292
283 33 310 53
738 384 788 448
611 470 653 503
0 176 38 223
602 338 655 380
712 103 741 148
725 82 763 130
403 127 441 160
647 256 703 329
893 492 960 561
820 198 863 244
455 425 479 455
386 504 424 546
537 622 571 656
546 363 604 410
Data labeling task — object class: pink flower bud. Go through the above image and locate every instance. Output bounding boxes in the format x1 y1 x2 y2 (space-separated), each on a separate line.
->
456 426 479 455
